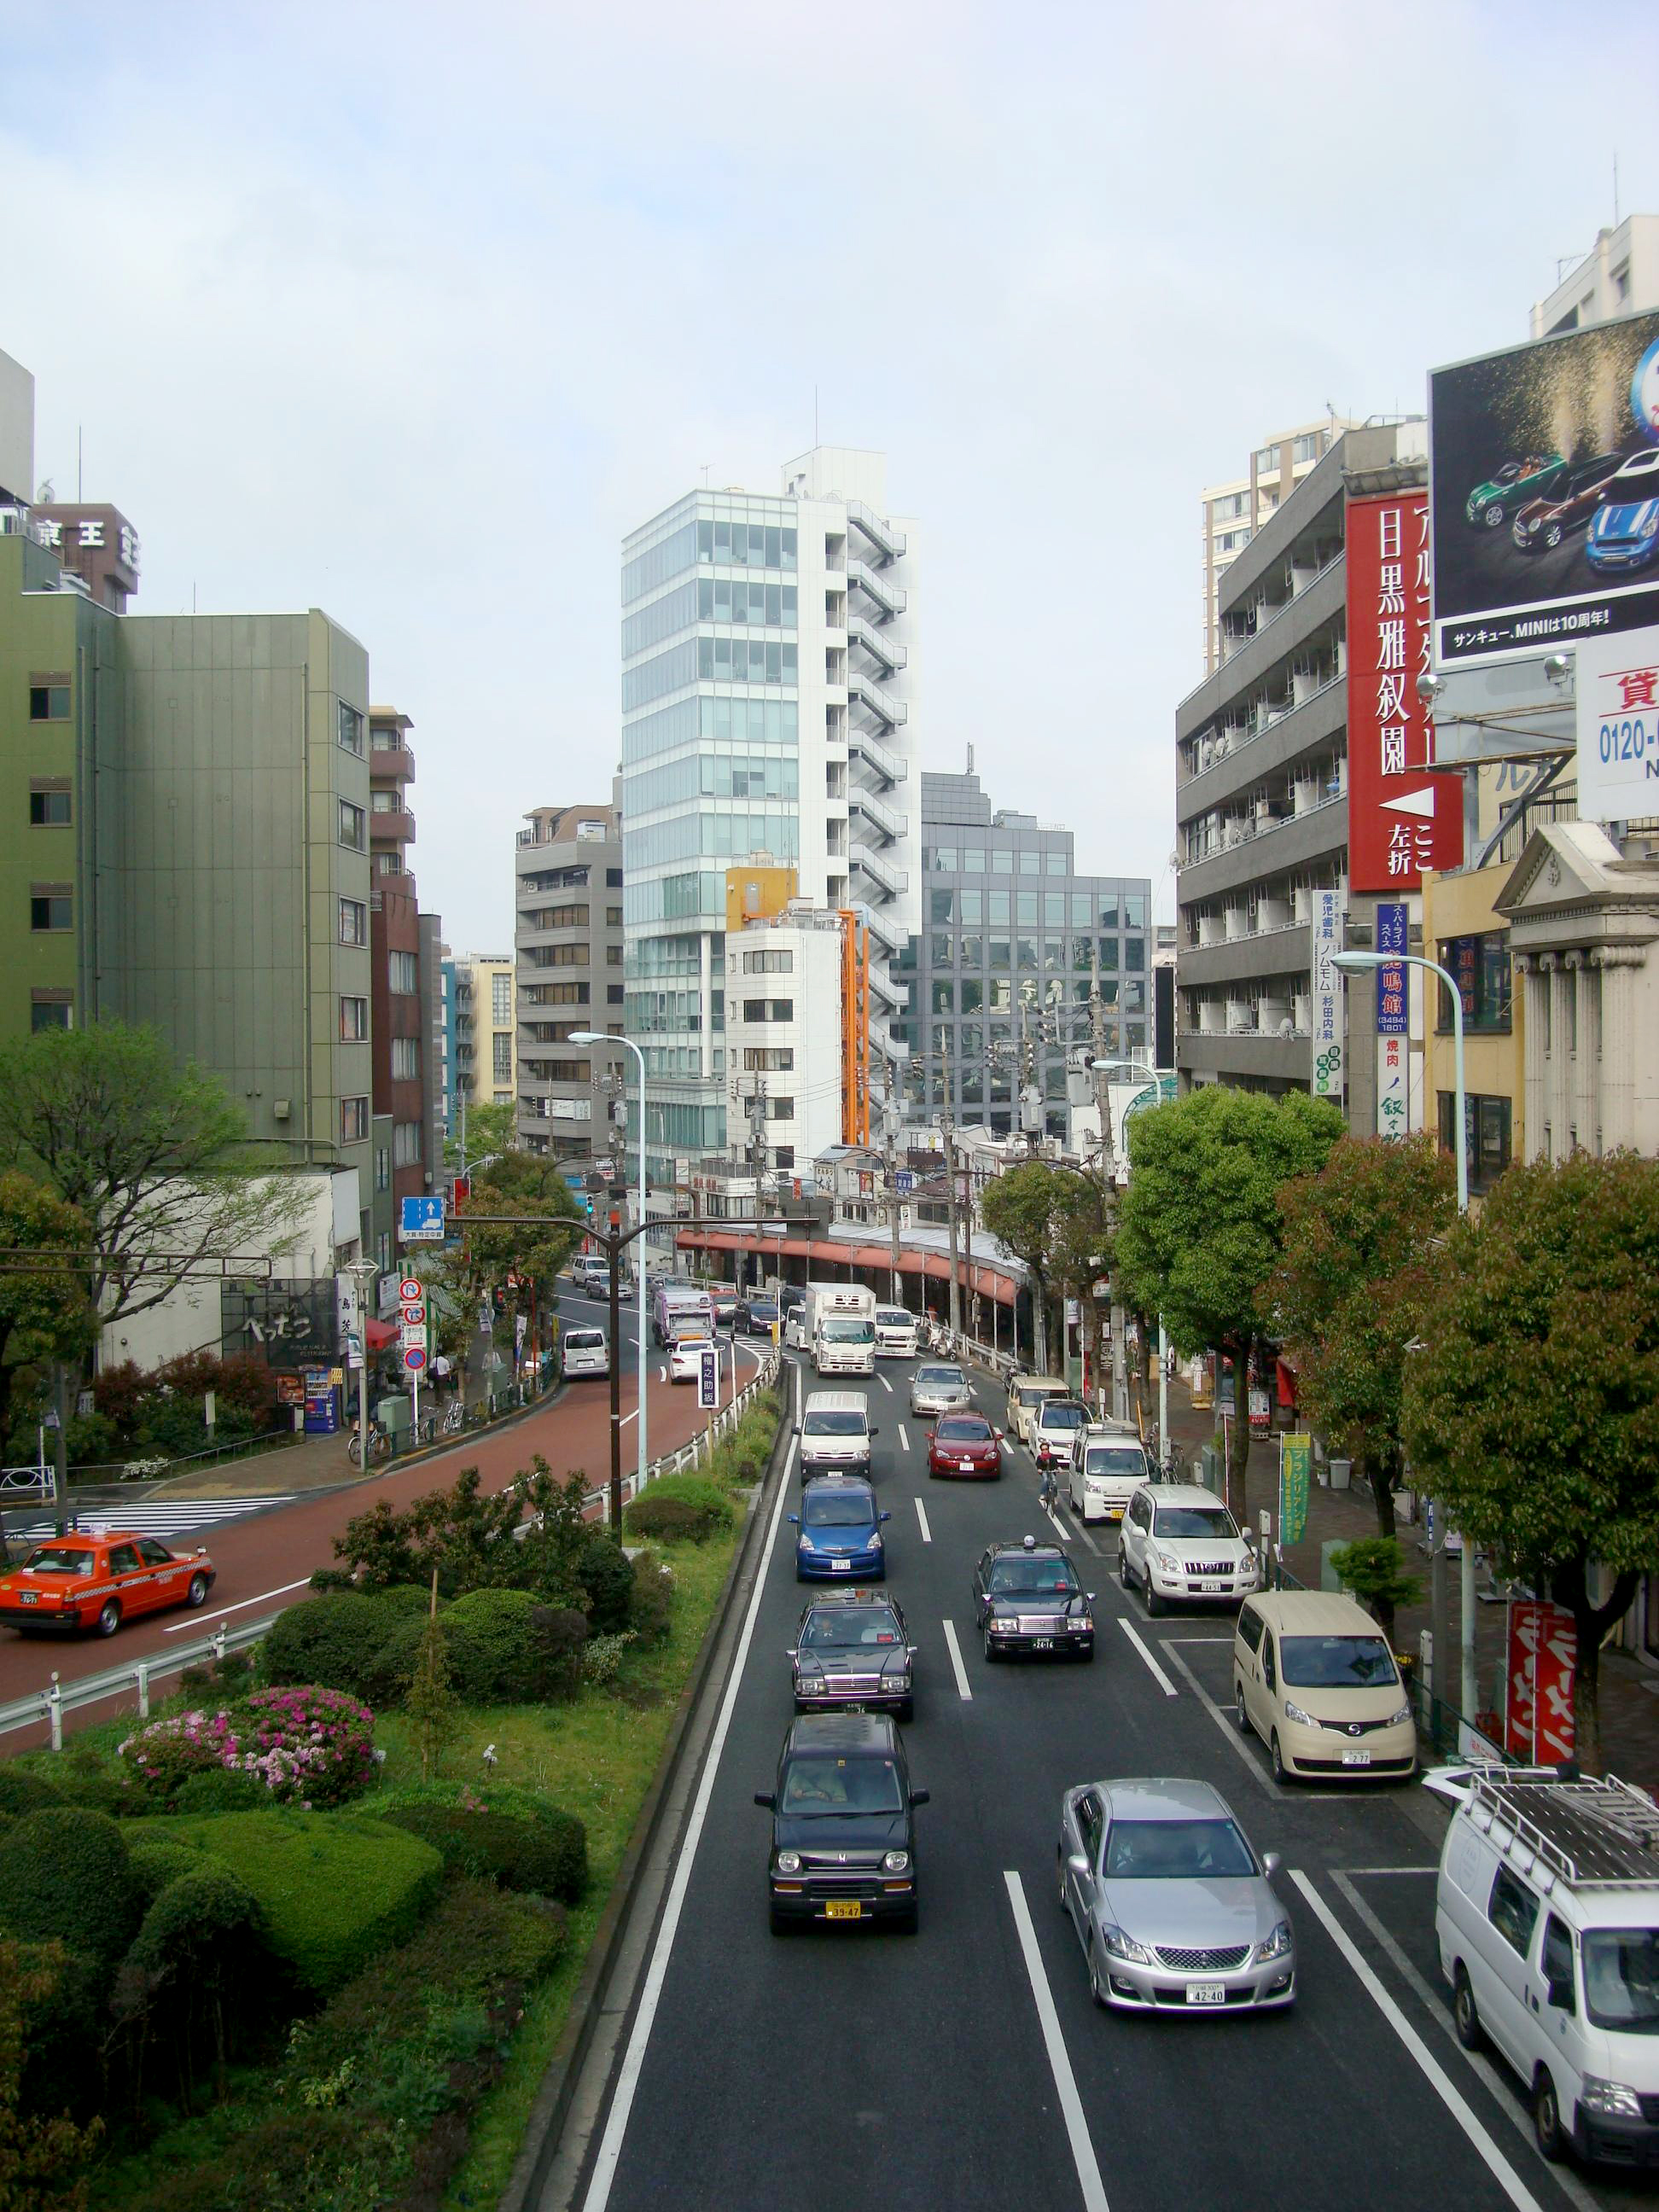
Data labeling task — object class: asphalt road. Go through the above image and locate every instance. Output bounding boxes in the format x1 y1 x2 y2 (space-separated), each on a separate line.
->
568 1354 1649 2212
0 1284 769 1738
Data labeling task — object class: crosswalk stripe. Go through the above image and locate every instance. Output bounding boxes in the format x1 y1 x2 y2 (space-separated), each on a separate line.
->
3 1497 297 1541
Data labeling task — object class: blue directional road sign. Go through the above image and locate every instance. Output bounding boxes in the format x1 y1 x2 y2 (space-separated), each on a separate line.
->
894 1170 915 1196
400 1195 445 1245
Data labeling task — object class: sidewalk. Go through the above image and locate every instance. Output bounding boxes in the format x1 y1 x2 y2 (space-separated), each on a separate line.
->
1146 1371 1659 1793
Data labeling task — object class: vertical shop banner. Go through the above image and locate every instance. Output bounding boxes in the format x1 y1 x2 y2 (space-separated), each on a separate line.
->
1347 491 1462 892
1310 888 1343 1098
1278 1435 1312 1545
1375 901 1409 1139
1505 1600 1577 1763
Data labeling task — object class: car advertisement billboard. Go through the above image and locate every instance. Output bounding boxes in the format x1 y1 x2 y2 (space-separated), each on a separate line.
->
1429 307 1659 666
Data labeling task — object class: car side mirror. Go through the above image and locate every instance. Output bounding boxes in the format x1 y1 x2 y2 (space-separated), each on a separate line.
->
1086 1592 1096 1605
1067 1853 1090 1879
754 1791 775 1808
787 1513 799 1524
1262 1850 1282 1879
1547 1975 1575 2014
907 1645 917 1659
792 1425 802 1437
880 1511 891 1522
909 1788 930 1807
869 1428 880 1439
785 1648 797 1659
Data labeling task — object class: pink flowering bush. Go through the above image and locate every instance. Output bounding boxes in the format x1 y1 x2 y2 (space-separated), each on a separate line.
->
119 1684 378 1810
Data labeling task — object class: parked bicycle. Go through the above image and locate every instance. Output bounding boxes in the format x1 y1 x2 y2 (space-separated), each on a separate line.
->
346 1421 392 1468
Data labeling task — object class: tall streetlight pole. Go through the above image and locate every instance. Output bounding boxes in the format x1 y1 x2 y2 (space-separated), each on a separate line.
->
1088 1053 1160 1426
571 1032 649 1511
1330 948 1471 1720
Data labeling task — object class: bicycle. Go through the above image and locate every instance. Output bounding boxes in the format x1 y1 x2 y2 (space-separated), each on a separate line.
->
441 1399 465 1435
346 1422 392 1468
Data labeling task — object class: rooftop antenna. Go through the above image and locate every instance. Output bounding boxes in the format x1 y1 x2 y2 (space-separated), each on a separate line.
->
700 463 710 486
966 741 975 774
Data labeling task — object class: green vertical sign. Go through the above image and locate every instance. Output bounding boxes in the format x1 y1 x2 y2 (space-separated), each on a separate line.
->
1279 1434 1312 1545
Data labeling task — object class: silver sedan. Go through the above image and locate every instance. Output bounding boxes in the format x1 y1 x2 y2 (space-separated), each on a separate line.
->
910 1363 971 1417
1057 1775 1295 2013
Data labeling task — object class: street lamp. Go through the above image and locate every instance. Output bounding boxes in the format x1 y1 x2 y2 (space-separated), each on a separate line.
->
1089 1054 1166 1445
1329 946 1474 1725
570 1032 649 1515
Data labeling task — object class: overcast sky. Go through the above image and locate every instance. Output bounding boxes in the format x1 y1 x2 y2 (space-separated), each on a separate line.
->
5 1 1653 949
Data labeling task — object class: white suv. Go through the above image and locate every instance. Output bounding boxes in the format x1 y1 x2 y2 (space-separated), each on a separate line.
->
1118 1482 1259 1615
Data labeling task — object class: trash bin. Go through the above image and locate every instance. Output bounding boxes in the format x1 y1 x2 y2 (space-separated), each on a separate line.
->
1327 1458 1351 1491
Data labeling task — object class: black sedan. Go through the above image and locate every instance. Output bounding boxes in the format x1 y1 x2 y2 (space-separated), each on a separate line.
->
755 1713 928 1933
788 1591 916 1719
737 1295 780 1336
972 1535 1095 1663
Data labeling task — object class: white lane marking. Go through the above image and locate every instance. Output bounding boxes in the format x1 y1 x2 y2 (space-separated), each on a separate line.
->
620 1409 639 1429
658 1365 667 1383
898 1423 911 1454
941 1618 973 1703
162 1576 311 1630
1004 1871 1111 2212
915 1498 932 1544
581 1437 799 2212
1330 1871 1600 2212
877 1373 893 1393
1158 1642 1348 1802
1117 1617 1179 1697
1052 1497 1099 1554
1290 1871 1548 2212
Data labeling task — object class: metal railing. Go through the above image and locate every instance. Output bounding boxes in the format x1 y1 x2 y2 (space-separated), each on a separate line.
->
847 559 907 620
847 614 907 675
847 670 909 731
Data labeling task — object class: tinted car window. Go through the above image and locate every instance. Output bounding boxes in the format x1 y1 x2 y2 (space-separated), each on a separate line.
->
1039 1404 1087 1429
1541 1914 1575 1997
566 1330 605 1349
987 1558 1080 1597
1104 1818 1255 1880
1488 1866 1540 1960
23 1546 96 1575
803 1411 867 1435
802 1491 875 1527
1582 1929 1659 2030
1153 1505 1237 1540
1084 1445 1146 1476
137 1539 174 1566
1279 1635 1397 1689
918 1366 965 1387
937 1416 992 1442
1237 1605 1265 1654
801 1609 903 1649
781 1755 904 1813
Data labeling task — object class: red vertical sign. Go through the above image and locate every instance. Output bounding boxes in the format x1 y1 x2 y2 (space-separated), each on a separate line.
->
1346 490 1463 893
1505 1599 1577 1764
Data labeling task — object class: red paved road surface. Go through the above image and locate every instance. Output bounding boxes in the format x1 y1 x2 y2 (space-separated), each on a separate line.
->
0 1348 765 1747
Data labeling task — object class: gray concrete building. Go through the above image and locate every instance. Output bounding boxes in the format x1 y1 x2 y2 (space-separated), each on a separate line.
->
903 767 1151 1140
515 798 626 1159
1174 422 1423 1106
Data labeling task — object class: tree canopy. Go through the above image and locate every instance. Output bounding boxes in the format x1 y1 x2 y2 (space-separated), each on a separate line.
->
445 1098 518 1173
0 1172 97 1449
1402 1150 1659 1765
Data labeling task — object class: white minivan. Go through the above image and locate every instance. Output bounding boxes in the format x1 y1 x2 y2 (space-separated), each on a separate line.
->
1433 1767 1659 2168
1066 1425 1151 1524
562 1326 608 1378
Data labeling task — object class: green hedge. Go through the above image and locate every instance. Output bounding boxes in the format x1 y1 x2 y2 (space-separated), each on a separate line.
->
4 1806 141 1968
156 1810 444 1996
259 1590 408 1703
576 1530 635 1635
373 1780 588 1901
0 1767 65 1818
125 1833 207 1911
625 1474 734 1543
377 1805 587 1902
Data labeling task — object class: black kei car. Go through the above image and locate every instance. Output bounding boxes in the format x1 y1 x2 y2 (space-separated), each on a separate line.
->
755 1713 928 1934
788 1591 916 1719
972 1534 1096 1663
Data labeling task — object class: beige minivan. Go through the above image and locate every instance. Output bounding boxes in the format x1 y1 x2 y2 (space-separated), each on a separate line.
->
1005 1374 1070 1451
1231 1591 1416 1784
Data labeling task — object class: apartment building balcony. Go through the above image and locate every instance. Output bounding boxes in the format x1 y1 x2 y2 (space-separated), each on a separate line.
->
1178 926 1315 990
847 670 909 731
370 739 416 783
852 841 908 903
847 559 908 620
848 785 906 846
371 805 416 844
847 726 907 789
847 615 907 676
1177 553 1348 744
1178 665 1347 818
1177 789 1347 905
846 501 906 566
1178 1027 1313 1089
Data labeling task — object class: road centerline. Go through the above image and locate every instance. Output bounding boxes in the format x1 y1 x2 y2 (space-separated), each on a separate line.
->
1116 1617 1179 1697
914 1498 932 1543
1004 1871 1110 2212
941 1618 973 1702
162 1576 311 1630
877 1373 893 1393
898 1422 911 1453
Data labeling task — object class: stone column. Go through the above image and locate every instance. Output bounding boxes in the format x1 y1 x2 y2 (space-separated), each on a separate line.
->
1590 946 1645 1154
1564 952 1598 1155
1513 952 1545 1161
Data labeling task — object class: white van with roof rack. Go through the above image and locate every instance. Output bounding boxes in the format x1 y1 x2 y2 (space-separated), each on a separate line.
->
1430 1765 1659 2168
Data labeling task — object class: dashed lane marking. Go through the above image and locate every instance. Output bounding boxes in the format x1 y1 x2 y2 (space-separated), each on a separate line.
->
1004 1871 1110 2212
1117 1617 1179 1697
941 1618 973 1702
915 1498 932 1544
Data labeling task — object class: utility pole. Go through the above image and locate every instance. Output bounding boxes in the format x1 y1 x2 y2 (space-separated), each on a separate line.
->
942 1091 962 1339
883 1121 903 1305
1091 949 1128 1423
747 1080 768 1292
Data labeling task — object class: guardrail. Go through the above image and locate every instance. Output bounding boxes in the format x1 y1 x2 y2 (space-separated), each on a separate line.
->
0 1353 782 1749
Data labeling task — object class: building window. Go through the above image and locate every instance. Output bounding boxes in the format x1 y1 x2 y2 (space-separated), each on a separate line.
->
29 786 71 825
337 702 364 755
29 888 71 932
1125 937 1145 970
606 945 624 966
388 950 419 993
606 867 623 887
607 983 625 1003
29 992 72 1030
341 1096 370 1144
375 1146 390 1194
492 975 513 1024
338 800 366 851
535 981 589 1006
532 902 590 929
607 905 623 928
340 995 369 1040
1437 933 1512 1034
339 897 368 946
492 1034 513 1083
742 1047 795 1072
28 684 70 722
391 1036 421 1080
1292 431 1324 466
1438 1091 1512 1197
392 1121 424 1167
741 998 795 1022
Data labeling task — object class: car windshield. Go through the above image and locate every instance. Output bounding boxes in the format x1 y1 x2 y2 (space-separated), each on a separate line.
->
1582 1930 1659 2034
937 1417 992 1443
803 1411 866 1436
877 1310 911 1327
917 1367 964 1388
1279 1634 1398 1689
801 1609 903 1650
675 1338 713 1356
780 1755 904 1814
1086 1447 1147 1476
1154 1506 1237 1540
824 1319 874 1342
801 1492 874 1528
566 1331 604 1349
1103 1818 1256 1880
1039 1403 1088 1430
748 1299 777 1317
988 1558 1079 1597
22 1546 96 1575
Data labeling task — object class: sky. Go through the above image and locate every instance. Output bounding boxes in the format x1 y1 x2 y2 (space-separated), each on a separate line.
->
4 0 1655 950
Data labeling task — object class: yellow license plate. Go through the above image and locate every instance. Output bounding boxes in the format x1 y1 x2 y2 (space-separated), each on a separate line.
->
824 1900 863 1920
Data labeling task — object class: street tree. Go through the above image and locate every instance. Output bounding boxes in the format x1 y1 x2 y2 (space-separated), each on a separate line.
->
1401 1150 1659 1769
981 1160 1069 1368
1115 1086 1343 1517
0 1172 96 1449
435 1155 583 1377
1269 1133 1455 1557
0 1023 305 1337
444 1098 517 1174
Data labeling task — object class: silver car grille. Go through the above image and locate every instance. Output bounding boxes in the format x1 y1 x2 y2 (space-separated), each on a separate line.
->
1016 1614 1065 1633
822 1673 884 1694
1155 1943 1251 1972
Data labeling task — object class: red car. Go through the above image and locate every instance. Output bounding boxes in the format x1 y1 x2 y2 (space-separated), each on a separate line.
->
0 1531 217 1638
927 1413 1004 1480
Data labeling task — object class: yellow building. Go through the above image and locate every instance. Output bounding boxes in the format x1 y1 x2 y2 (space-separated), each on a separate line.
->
1421 863 1524 1197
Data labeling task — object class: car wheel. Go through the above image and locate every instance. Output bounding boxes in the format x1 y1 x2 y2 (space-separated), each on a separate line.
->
1270 1731 1289 1785
96 1598 122 1638
1452 1965 1485 2052
1545 522 1563 549
1144 1581 1166 1618
1088 1941 1109 2009
1485 503 1506 528
1117 1546 1131 1589
894 1901 919 1936
1234 1681 1251 1736
982 1626 999 1663
769 1907 795 1938
1057 1852 1069 1912
186 1572 210 1608
1533 2069 1566 2163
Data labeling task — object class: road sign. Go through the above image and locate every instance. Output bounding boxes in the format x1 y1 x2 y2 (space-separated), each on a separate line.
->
894 1169 915 1196
403 1344 428 1373
399 1300 426 1328
399 1277 423 1303
399 1196 445 1246
698 1348 718 1409
401 1324 427 1351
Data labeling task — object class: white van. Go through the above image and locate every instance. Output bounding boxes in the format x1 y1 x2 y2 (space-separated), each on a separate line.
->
874 1307 918 1359
796 1390 876 1479
1433 1767 1659 2168
1065 1425 1151 1523
562 1326 608 1379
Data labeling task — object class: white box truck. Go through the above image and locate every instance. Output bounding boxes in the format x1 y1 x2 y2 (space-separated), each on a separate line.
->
805 1282 877 1377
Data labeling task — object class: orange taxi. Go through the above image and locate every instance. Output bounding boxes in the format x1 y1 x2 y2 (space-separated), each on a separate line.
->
0 1531 217 1639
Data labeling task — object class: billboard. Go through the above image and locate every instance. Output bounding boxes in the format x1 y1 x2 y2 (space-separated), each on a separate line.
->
1429 307 1659 667
1346 490 1463 890
1576 630 1659 819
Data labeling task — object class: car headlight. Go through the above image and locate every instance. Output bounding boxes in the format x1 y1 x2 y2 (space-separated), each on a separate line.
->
1254 1918 1293 1964
797 1533 816 1550
1150 1549 1181 1576
1098 1921 1154 1965
796 1667 824 1686
869 1532 882 1549
1283 1700 1318 1727
882 1849 911 1874
1643 515 1659 538
1068 1615 1092 1633
1581 2076 1643 2119
883 1672 910 1690
1388 1702 1411 1728
776 1850 802 1875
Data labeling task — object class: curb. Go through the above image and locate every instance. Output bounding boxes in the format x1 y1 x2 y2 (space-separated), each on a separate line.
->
498 1383 789 2212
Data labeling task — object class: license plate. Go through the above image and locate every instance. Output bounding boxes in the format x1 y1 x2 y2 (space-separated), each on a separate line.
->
830 1559 852 1572
1030 1637 1055 1651
824 1900 863 1920
1185 1981 1226 2005
1197 1580 1228 1593
1342 1749 1371 1767
1107 1508 1124 1521
960 1459 975 1470
18 1591 37 1605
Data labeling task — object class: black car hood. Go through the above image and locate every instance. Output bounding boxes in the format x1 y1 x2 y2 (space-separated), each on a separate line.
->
773 1809 910 1854
987 1592 1080 1618
800 1651 906 1679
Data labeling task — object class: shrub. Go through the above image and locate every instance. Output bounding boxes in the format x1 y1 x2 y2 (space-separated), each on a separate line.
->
0 1767 65 1818
7 1806 140 1967
240 1685 378 1807
627 1548 674 1644
358 1611 428 1708
529 1604 590 1698
178 1646 256 1702
116 1863 266 2053
367 1583 434 1621
159 1810 444 1996
582 1632 637 1686
442 1588 546 1703
373 1784 587 1904
378 1805 587 1900
259 1591 399 1703
119 1708 246 1805
125 1833 207 1910
623 1495 702 1544
574 1530 635 1634
170 1767 272 1815
626 1474 734 1543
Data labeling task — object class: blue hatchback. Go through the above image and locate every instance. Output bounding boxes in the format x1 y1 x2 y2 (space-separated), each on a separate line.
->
1586 450 1659 573
790 1476 890 1582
